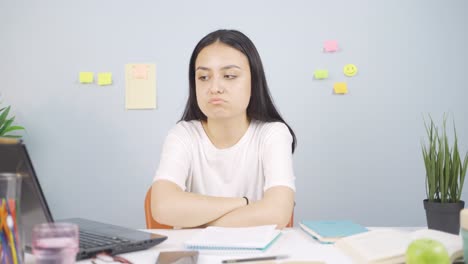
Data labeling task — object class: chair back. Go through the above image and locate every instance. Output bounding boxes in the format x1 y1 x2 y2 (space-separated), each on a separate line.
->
287 211 294 228
144 188 173 229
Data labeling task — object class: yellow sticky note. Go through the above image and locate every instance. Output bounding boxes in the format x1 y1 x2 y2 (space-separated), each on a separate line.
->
79 72 94 83
314 70 328 79
333 82 348 94
343 64 358 77
98 72 112 86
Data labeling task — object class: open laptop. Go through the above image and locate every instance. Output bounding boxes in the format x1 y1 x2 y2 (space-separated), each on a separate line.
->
0 138 167 260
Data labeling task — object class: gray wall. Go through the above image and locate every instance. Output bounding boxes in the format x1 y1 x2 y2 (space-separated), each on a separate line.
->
1 0 467 229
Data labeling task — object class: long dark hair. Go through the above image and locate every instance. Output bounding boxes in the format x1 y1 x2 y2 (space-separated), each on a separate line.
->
180 29 297 153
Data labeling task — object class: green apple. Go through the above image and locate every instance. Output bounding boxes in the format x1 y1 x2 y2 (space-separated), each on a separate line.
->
406 238 450 264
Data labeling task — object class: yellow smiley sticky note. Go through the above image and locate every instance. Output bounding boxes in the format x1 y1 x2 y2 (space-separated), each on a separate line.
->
79 72 94 83
98 72 112 86
343 64 358 77
333 82 348 94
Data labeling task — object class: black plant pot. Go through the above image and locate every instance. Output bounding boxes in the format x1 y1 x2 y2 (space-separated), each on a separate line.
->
424 199 465 234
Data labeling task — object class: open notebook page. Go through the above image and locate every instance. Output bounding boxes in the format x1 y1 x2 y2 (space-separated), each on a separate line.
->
410 229 463 261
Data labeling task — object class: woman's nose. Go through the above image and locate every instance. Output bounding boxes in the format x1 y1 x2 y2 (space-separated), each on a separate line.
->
209 77 224 94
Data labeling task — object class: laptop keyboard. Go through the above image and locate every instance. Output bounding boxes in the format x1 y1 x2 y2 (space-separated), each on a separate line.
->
79 230 130 249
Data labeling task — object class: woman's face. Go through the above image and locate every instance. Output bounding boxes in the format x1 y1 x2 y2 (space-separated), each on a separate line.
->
195 42 251 121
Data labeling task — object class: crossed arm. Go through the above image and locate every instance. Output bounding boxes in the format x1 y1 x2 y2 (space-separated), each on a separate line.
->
151 179 295 229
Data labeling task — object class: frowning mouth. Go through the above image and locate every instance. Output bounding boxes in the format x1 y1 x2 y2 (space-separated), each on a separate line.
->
209 98 226 104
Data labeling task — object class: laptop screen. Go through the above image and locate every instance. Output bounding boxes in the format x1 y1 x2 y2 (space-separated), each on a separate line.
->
0 141 53 249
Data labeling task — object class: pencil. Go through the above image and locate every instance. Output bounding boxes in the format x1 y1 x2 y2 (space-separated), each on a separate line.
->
222 255 289 263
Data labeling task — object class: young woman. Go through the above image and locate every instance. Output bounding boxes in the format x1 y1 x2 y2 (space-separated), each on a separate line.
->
151 29 297 228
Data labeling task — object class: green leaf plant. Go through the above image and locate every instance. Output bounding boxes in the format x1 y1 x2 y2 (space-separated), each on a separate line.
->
422 114 468 203
0 104 25 138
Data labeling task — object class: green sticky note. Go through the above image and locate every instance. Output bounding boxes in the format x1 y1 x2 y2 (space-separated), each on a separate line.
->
98 72 112 86
314 70 329 79
79 72 94 83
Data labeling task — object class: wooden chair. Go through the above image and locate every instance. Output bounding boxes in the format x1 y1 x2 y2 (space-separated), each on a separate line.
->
144 188 294 229
144 187 173 229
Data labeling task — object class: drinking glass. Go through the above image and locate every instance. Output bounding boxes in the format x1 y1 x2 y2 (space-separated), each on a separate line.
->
32 223 79 264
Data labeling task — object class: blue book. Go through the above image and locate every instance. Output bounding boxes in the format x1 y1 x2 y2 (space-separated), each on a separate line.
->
299 220 368 244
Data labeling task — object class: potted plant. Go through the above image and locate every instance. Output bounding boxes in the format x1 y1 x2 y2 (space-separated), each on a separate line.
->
0 104 25 138
422 114 468 234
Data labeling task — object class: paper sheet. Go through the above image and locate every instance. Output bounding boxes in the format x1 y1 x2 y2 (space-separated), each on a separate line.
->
125 64 156 109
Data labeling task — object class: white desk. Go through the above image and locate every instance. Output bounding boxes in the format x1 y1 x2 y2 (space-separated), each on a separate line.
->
25 227 419 263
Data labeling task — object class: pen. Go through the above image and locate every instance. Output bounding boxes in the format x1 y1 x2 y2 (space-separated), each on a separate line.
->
222 255 289 263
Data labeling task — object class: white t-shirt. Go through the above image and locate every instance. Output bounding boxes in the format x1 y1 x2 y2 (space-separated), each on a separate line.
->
153 120 296 201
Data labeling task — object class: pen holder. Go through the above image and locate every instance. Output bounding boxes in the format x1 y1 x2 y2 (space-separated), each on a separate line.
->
0 172 23 264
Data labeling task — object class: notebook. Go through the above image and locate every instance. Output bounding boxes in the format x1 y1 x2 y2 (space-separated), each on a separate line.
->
0 139 168 260
299 220 368 244
184 225 281 253
335 228 463 264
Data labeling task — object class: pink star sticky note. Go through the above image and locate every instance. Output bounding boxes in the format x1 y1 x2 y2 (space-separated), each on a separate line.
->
133 64 149 80
324 40 338 52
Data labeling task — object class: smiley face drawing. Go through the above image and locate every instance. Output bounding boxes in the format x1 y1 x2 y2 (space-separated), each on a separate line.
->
343 64 358 77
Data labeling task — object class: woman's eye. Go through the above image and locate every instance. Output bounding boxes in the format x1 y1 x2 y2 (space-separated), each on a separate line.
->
224 75 237 79
198 76 209 81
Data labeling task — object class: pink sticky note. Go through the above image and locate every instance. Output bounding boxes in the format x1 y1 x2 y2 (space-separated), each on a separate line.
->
133 64 149 80
324 40 338 52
